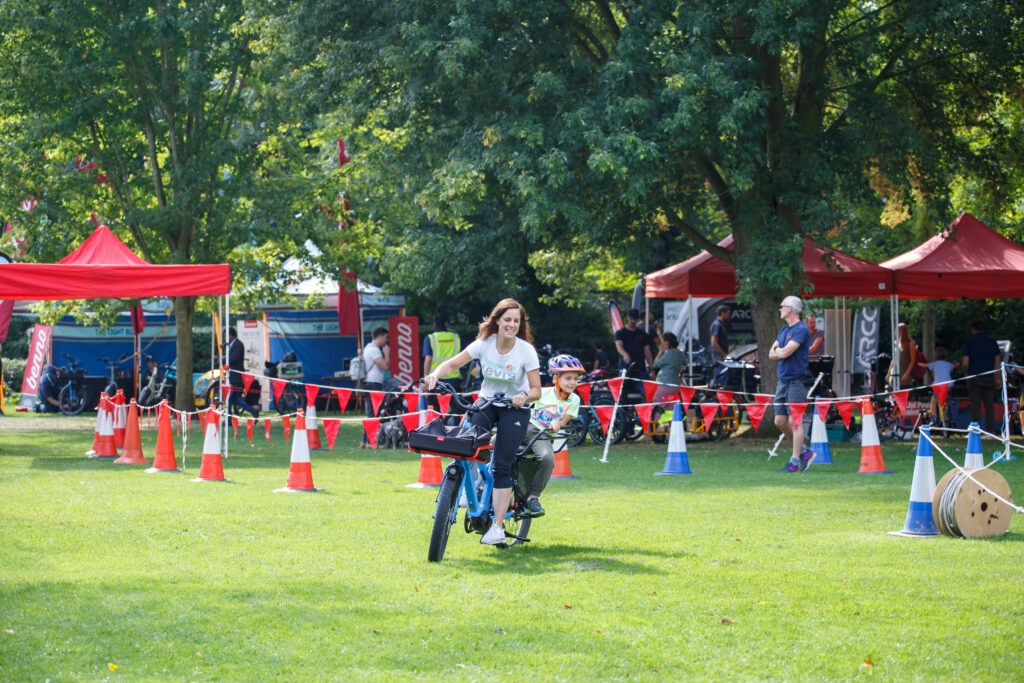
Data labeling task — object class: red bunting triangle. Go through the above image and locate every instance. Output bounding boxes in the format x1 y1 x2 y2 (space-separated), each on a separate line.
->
426 409 441 422
220 382 231 401
892 390 909 417
335 388 352 413
272 379 286 403
836 400 856 429
264 417 273 443
282 415 291 442
789 402 808 425
404 392 420 414
438 394 452 415
815 399 832 422
715 390 734 406
246 417 254 446
607 378 624 403
305 383 319 405
575 383 592 405
700 402 720 428
634 404 654 432
746 402 766 431
242 372 255 397
369 391 386 416
932 381 949 406
595 405 614 432
401 412 421 433
362 417 381 448
678 386 696 411
642 381 658 404
322 418 341 450
232 415 239 438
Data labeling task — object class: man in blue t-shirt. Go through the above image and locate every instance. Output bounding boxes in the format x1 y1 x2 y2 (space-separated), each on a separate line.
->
769 295 814 473
961 319 1001 433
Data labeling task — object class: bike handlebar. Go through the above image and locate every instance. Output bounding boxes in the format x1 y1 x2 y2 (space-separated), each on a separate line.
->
427 380 516 412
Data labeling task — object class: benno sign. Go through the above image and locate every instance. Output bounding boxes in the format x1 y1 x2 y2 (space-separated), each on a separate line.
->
19 323 52 405
389 316 420 387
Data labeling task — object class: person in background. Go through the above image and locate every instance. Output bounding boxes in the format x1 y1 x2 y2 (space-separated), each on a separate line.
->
34 365 62 413
226 328 259 418
769 295 815 473
422 314 461 410
961 319 1001 434
423 298 541 546
888 323 922 389
920 346 958 427
361 326 390 447
806 315 825 360
709 304 732 387
592 343 610 373
652 332 685 404
614 308 654 379
520 354 584 517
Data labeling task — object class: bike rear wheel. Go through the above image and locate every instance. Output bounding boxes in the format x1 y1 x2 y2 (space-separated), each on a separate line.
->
587 397 624 446
428 469 461 562
58 381 87 416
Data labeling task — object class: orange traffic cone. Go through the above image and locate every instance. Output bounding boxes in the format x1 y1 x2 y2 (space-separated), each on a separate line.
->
91 399 118 458
551 448 579 480
306 402 324 450
146 401 181 473
858 398 891 474
194 421 226 482
112 389 127 449
114 399 148 465
85 391 108 456
276 411 320 492
407 454 444 488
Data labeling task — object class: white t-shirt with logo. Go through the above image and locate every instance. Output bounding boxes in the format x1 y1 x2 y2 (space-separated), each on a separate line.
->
363 343 385 384
465 336 539 398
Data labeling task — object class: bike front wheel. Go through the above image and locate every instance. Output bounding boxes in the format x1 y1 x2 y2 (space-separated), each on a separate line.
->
59 381 87 416
428 469 461 562
564 417 588 448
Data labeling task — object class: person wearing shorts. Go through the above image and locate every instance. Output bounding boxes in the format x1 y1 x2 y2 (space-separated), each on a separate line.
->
769 295 815 473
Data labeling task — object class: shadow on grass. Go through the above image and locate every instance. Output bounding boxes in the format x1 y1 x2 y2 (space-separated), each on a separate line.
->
450 542 685 575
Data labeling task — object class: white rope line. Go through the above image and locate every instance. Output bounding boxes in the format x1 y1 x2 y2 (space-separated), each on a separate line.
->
919 429 1023 514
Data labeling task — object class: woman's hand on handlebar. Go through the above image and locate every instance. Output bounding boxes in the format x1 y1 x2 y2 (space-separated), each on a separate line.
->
422 374 438 392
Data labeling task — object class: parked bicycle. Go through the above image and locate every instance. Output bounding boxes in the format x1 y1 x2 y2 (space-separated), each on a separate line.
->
265 354 305 415
56 354 88 416
98 352 135 396
139 360 177 408
409 381 568 562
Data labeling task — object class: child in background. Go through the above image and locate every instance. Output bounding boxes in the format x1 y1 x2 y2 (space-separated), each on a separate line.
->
520 354 584 517
920 346 958 427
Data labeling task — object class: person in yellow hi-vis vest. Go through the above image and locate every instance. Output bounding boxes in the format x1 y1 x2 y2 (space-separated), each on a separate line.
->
422 315 462 411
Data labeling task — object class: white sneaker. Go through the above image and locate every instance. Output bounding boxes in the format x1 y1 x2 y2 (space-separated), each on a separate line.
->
480 525 506 545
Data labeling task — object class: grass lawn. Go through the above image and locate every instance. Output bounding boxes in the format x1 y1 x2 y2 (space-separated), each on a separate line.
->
1 410 1022 682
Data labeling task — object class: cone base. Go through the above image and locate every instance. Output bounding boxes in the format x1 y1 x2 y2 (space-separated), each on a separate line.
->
88 454 118 459
145 467 181 474
405 482 442 488
887 529 939 537
857 469 893 474
113 455 149 465
193 477 229 483
654 471 693 476
274 486 322 493
552 474 580 480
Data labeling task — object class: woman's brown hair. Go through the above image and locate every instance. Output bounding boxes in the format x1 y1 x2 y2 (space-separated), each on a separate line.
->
477 298 534 344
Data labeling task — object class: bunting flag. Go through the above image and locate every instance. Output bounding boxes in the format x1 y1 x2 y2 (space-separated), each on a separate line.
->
362 417 380 448
338 138 351 167
282 415 291 442
815 399 832 422
437 394 452 415
306 383 320 406
426 409 441 422
264 417 273 443
272 379 286 404
789 402 808 426
635 404 654 432
595 405 614 433
699 402 720 428
335 387 352 413
642 381 658 404
369 390 386 416
232 415 239 439
323 418 341 450
891 390 909 417
715 390 734 406
401 412 421 433
746 401 767 431
242 373 255 397
836 400 856 429
607 377 625 403
403 392 420 414
678 386 696 411
575 383 592 405
246 417 254 446
932 381 949 407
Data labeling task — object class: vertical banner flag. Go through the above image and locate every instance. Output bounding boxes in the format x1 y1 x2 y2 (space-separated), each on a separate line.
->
852 308 880 375
19 323 52 408
337 269 360 336
389 316 420 388
608 301 623 333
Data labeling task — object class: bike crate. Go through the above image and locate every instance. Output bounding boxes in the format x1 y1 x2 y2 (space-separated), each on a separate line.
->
277 361 304 380
408 419 493 463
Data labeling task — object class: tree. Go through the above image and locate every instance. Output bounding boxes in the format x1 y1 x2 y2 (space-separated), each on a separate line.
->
0 1 364 406
295 0 1024 390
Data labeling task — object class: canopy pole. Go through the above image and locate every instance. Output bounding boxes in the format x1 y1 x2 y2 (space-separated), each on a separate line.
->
890 294 900 392
687 296 694 384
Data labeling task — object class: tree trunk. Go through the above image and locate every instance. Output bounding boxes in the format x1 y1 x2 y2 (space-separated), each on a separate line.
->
752 301 781 430
173 295 196 410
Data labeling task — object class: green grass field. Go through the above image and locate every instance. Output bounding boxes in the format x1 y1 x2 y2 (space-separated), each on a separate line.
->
2 412 1022 682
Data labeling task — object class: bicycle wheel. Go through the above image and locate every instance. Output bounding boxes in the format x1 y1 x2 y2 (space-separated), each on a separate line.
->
587 398 624 446
564 416 588 448
58 381 87 416
428 469 461 562
506 472 533 547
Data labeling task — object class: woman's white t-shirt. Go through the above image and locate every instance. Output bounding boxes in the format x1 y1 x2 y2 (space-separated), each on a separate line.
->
363 343 385 384
466 336 539 398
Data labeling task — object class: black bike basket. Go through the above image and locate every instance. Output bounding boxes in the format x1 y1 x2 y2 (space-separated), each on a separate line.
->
408 419 493 463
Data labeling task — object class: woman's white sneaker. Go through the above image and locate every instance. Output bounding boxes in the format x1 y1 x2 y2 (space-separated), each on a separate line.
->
481 525 506 545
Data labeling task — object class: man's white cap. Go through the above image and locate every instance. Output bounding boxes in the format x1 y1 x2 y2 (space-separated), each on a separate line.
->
780 295 803 314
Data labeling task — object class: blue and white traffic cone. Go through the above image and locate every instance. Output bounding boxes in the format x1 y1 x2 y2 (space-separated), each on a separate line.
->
889 424 938 536
809 409 833 464
965 422 985 469
655 403 692 475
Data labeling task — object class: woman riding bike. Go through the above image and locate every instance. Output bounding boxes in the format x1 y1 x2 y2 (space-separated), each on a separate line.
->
423 298 541 546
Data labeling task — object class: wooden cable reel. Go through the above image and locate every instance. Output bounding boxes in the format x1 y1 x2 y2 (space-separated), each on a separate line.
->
933 468 1014 538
